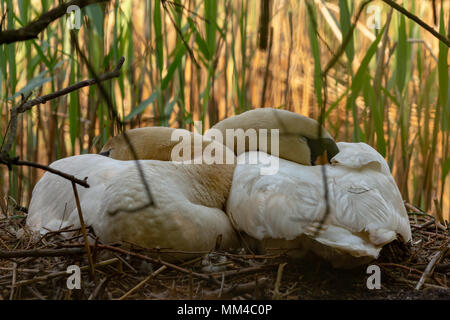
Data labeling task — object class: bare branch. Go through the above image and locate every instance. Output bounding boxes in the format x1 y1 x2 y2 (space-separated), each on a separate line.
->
69 31 155 208
0 9 7 31
2 92 33 156
416 246 449 290
7 159 90 188
0 0 110 45
0 57 125 188
71 182 96 278
322 0 373 76
306 0 373 237
161 1 200 68
381 0 450 47
2 57 124 156
17 57 125 114
0 247 86 259
12 258 119 288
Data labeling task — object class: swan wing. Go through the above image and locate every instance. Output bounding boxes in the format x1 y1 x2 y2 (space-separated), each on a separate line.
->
27 154 124 233
330 166 411 245
228 151 411 263
95 162 239 251
227 152 326 241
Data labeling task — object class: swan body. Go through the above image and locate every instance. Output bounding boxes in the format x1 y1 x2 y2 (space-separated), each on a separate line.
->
227 142 411 268
27 128 239 259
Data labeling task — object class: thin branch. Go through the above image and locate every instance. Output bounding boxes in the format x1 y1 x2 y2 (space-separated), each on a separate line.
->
17 57 125 114
100 243 221 285
306 1 333 237
12 258 118 288
322 0 373 76
9 262 17 300
0 57 125 188
118 266 167 300
206 277 270 298
71 182 95 278
416 246 448 290
1 92 33 159
381 0 450 47
164 1 208 22
63 242 221 285
0 0 110 45
88 277 108 300
0 9 7 32
161 1 199 68
70 31 155 208
0 247 86 259
2 57 123 152
211 264 278 278
272 262 287 299
306 0 373 237
3 159 90 188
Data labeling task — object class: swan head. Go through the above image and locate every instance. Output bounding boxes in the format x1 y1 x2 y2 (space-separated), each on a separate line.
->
100 126 236 165
100 127 178 161
211 108 339 165
306 137 340 165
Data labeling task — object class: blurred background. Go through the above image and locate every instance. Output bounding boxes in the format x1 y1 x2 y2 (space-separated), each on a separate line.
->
0 0 449 220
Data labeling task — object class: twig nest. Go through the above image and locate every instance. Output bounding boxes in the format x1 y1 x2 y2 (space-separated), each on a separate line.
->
201 253 229 273
15 228 25 240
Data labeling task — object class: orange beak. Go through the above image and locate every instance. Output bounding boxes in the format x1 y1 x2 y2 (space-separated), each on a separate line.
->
314 151 328 165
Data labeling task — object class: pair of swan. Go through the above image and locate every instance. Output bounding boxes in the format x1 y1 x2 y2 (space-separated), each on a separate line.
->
26 108 411 267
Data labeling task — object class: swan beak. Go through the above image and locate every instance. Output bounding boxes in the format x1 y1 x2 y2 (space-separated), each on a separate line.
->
314 151 328 165
99 149 111 157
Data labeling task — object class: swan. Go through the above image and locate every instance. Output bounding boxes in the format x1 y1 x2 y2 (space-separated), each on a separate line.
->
211 108 340 165
99 127 213 161
26 127 239 260
226 143 412 268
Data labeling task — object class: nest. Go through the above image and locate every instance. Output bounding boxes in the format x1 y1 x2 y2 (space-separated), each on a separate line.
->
0 204 449 300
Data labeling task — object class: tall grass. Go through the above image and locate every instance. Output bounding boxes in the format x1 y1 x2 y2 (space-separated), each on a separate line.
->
0 0 449 220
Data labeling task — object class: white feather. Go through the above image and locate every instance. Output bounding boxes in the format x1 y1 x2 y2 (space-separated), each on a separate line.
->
27 154 239 259
227 142 411 267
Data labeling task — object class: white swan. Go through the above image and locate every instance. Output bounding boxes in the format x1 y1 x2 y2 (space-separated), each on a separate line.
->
226 143 412 268
26 127 239 260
